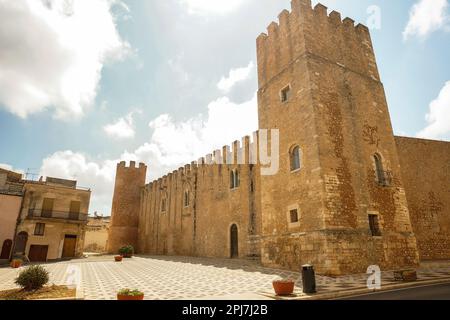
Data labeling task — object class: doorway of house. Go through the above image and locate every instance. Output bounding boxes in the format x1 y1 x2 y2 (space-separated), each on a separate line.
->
14 231 28 255
29 245 48 262
230 224 239 258
0 239 13 259
62 235 77 258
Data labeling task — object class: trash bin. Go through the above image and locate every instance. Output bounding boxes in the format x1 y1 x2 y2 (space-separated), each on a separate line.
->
302 264 316 294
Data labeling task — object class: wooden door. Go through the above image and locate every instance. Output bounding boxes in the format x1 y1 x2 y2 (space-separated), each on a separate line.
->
14 232 28 255
29 245 48 262
69 201 81 220
230 224 239 258
0 239 13 259
62 235 77 258
42 198 54 218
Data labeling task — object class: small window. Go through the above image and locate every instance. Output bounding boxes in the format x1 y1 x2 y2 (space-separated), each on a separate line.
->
184 190 190 207
230 170 240 189
280 85 291 103
374 153 389 186
34 223 45 236
161 199 167 212
289 209 299 223
290 146 301 171
369 214 381 236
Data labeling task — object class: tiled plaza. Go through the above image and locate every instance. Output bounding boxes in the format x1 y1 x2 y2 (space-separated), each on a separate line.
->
1 256 450 300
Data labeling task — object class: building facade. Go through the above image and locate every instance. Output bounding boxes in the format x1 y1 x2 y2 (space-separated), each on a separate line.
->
0 168 24 262
15 177 91 261
108 1 450 275
84 216 110 253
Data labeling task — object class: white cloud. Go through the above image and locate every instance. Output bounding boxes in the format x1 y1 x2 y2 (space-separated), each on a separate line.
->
417 81 450 140
39 93 258 215
403 0 449 40
0 163 13 171
179 0 246 15
40 151 118 215
217 61 254 93
0 0 130 119
103 110 141 139
0 163 24 174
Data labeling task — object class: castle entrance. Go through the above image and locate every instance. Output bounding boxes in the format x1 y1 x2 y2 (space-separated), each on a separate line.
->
230 224 238 258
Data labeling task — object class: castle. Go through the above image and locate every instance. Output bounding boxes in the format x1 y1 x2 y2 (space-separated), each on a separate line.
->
107 0 450 276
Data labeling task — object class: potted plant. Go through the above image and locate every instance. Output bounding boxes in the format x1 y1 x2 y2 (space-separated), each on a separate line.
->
117 288 144 300
114 255 123 262
118 245 134 258
10 259 23 269
272 279 295 296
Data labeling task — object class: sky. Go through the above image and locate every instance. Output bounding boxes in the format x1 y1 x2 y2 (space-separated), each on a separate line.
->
0 0 449 215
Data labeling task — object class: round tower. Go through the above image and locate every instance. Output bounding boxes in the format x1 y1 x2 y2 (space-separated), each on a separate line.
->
107 161 147 254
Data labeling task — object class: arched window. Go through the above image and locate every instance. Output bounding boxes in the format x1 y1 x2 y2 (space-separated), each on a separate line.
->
373 153 385 185
290 146 301 171
230 169 240 189
184 190 190 207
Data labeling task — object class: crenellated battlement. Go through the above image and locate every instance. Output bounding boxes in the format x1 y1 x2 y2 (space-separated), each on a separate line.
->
144 130 263 190
117 160 147 170
257 0 378 88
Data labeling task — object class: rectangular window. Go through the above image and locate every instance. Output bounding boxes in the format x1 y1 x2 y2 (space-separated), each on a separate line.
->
34 223 45 236
369 214 381 236
290 209 299 223
161 199 166 212
280 85 291 103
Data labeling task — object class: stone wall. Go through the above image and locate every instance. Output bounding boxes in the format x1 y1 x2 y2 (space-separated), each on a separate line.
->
84 217 110 253
396 137 450 260
137 139 262 259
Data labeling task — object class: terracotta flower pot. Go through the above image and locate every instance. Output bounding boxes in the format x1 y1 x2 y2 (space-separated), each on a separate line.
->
122 253 132 258
114 256 123 262
272 280 295 296
10 260 22 268
117 294 144 301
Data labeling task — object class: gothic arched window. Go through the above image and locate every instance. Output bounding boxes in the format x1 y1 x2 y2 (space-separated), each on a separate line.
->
374 153 387 186
290 146 301 172
184 190 190 207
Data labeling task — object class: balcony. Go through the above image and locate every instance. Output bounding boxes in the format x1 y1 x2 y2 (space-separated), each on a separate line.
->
27 209 88 222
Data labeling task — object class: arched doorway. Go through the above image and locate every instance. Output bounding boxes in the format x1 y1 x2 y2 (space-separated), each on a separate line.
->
0 239 13 259
15 232 28 255
230 224 239 258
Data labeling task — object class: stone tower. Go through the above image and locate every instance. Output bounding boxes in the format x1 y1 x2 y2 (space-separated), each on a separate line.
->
107 161 147 254
256 0 419 275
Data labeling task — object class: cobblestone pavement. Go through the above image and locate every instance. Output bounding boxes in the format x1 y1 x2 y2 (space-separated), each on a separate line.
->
1 256 450 300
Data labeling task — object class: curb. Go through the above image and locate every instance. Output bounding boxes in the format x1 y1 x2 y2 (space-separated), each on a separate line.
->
256 277 450 300
296 277 450 300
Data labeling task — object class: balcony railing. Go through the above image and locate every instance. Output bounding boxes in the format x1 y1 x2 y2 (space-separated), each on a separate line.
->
27 209 88 222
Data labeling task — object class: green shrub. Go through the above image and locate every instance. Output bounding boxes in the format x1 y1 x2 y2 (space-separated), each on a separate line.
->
118 245 134 255
118 288 143 296
15 265 49 291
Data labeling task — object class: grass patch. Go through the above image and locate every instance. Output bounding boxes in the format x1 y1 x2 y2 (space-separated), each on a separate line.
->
0 285 76 300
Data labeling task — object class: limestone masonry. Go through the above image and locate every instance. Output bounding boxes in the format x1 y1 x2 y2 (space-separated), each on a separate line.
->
108 0 450 275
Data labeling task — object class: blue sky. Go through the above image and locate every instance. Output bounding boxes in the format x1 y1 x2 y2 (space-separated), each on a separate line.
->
0 0 449 215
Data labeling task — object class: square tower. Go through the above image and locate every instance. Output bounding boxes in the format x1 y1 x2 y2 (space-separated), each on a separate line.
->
257 0 419 275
